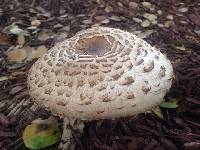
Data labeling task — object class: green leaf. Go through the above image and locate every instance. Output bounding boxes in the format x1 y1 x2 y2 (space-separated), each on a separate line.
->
152 106 164 119
23 117 61 149
159 100 178 109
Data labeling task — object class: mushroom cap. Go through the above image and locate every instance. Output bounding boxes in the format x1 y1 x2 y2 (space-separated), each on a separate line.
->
27 27 173 120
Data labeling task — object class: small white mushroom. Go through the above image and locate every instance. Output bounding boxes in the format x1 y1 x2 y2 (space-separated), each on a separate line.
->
27 26 173 149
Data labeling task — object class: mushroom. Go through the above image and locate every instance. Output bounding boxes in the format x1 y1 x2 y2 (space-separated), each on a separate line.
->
27 27 173 149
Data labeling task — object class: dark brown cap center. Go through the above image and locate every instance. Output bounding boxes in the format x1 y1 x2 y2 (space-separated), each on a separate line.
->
75 36 111 56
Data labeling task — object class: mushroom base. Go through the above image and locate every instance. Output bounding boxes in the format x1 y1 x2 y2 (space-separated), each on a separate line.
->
59 118 84 150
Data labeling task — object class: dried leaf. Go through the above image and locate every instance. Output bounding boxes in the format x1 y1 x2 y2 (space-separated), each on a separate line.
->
129 2 138 9
31 19 41 26
143 13 157 22
38 32 52 41
176 46 186 51
6 62 25 70
142 2 152 9
109 16 121 22
141 20 151 27
32 45 48 59
101 19 110 24
132 17 142 23
54 24 63 28
0 32 10 45
0 76 9 82
166 15 173 20
4 24 29 36
82 19 92 25
17 34 25 45
157 10 162 15
104 6 113 13
95 16 107 21
7 48 27 62
164 20 173 28
178 7 188 13
135 30 155 39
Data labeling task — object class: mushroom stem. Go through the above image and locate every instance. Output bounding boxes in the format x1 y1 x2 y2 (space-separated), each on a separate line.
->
59 118 84 150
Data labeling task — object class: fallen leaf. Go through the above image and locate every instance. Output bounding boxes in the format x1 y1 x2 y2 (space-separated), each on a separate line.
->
129 2 138 9
27 26 38 30
0 32 10 45
7 48 27 62
95 15 107 21
164 20 173 28
32 45 48 59
160 99 178 109
54 24 63 28
31 19 41 26
178 7 188 13
117 2 123 7
166 15 173 20
82 19 92 25
141 20 151 27
109 16 121 22
38 32 52 41
132 17 142 23
23 116 61 150
6 62 25 69
152 107 164 119
17 34 25 45
142 2 152 9
157 10 162 15
194 30 200 34
176 46 186 51
135 30 155 39
4 24 29 36
0 76 9 82
157 24 164 28
101 19 110 24
23 46 35 61
143 13 157 22
104 6 113 13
